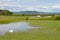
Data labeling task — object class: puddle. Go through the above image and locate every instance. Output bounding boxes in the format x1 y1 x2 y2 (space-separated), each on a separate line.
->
0 22 42 35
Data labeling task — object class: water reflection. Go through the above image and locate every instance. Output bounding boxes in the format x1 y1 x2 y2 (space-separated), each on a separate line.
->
0 22 42 35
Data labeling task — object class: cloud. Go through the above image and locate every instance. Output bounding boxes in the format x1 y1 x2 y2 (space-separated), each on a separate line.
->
22 6 50 12
0 0 24 8
0 0 24 12
52 5 60 8
0 0 60 12
0 3 23 8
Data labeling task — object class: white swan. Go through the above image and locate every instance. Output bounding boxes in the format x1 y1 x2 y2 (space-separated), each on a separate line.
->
9 29 13 33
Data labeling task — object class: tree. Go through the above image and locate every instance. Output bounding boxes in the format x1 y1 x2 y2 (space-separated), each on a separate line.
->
0 10 13 15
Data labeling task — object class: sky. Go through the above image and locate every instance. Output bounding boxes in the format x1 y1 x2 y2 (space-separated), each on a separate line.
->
0 0 60 12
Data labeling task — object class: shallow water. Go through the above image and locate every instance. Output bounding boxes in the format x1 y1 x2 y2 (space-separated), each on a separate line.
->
0 22 42 35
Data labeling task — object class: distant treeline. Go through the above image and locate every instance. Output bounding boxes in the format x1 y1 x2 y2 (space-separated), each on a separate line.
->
0 10 60 20
0 10 13 15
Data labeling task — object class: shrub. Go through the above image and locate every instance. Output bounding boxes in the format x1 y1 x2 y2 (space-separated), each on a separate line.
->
26 17 29 20
56 16 60 20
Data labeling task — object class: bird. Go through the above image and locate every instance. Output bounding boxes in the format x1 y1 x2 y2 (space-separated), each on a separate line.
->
9 29 13 33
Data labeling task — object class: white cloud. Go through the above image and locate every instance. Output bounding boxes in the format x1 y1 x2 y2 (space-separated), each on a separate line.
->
0 0 60 12
0 0 24 8
22 7 35 11
22 6 50 12
52 5 60 8
0 3 23 7
0 0 50 12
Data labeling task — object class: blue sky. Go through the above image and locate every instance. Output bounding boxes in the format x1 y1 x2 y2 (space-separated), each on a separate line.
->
0 0 60 12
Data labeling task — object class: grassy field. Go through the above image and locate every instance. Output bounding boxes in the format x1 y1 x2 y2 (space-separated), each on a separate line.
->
0 16 60 40
0 16 28 24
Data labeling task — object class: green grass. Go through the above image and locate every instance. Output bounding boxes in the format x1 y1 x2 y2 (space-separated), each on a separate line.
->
0 28 60 40
0 16 28 24
0 16 60 40
27 20 60 27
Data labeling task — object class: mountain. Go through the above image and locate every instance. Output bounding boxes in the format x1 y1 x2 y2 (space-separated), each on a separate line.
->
13 11 47 14
13 11 60 14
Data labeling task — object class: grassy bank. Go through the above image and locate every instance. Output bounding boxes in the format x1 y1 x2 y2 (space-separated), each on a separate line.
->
0 15 59 24
27 20 60 28
0 16 60 40
0 16 28 24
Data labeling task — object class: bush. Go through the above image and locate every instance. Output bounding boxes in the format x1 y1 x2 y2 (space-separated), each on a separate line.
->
26 17 29 20
56 16 60 20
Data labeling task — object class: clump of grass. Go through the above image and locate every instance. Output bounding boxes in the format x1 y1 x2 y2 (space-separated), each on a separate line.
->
56 27 60 32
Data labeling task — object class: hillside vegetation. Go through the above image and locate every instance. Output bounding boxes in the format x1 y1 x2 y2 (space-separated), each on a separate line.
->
0 10 13 15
